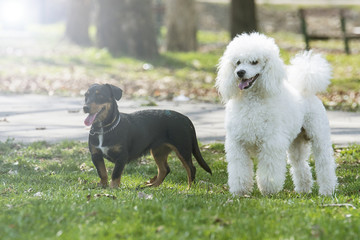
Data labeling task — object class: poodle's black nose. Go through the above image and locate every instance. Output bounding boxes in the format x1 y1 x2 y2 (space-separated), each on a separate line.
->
237 70 246 78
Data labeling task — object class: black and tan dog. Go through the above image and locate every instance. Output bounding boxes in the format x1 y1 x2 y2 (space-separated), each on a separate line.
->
83 83 212 188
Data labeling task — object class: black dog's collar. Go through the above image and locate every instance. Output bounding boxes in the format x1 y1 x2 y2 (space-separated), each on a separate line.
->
89 113 121 136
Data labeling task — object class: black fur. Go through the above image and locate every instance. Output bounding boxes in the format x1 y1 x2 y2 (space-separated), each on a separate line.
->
83 84 212 188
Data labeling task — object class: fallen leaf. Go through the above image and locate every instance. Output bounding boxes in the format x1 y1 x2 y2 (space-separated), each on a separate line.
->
93 193 117 200
56 230 63 237
156 225 165 233
138 192 153 200
78 177 87 184
79 163 87 171
33 192 43 197
213 217 231 226
103 193 117 199
8 170 18 175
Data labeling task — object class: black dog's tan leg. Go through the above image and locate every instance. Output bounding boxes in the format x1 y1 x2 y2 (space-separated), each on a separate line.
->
146 145 171 187
110 178 121 188
91 153 108 188
167 144 196 189
146 175 158 185
110 159 126 188
179 155 196 189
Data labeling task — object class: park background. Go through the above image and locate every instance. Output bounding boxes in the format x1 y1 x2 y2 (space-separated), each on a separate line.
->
1 0 360 239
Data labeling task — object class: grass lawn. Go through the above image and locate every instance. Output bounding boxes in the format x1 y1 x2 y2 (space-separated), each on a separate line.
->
1 140 359 239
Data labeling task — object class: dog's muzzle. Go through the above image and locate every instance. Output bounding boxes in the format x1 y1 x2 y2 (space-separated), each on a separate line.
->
238 74 259 90
84 106 105 126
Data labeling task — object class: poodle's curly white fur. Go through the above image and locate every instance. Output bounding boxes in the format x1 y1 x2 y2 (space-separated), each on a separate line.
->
216 32 337 196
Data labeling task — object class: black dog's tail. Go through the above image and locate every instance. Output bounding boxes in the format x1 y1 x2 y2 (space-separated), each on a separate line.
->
189 120 212 175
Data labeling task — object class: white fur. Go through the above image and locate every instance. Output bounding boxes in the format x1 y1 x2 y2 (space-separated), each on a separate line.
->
216 32 337 196
287 50 332 96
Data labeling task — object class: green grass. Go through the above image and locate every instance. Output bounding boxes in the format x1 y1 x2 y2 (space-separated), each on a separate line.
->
1 140 359 239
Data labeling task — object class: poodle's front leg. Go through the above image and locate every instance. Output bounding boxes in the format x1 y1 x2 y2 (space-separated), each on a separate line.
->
257 143 288 195
225 138 254 196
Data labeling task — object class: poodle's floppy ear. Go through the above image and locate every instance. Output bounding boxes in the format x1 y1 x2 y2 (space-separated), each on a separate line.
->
260 52 286 96
215 57 238 102
105 84 123 101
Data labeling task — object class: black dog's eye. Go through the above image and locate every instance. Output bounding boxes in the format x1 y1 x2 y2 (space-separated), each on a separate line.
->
236 60 241 65
251 60 258 65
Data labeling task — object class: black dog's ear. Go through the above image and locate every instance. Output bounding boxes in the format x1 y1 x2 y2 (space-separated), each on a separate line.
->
105 84 123 101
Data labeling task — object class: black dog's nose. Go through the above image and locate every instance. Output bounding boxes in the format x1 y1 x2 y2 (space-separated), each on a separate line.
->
237 70 246 78
83 105 90 113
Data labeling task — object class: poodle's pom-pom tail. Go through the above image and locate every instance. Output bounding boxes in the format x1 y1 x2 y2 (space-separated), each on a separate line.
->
287 51 332 97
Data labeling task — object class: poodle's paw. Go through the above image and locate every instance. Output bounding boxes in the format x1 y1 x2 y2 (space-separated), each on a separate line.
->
230 188 252 197
257 181 283 196
228 181 253 197
294 187 312 194
319 184 337 196
319 188 335 196
294 179 313 194
256 172 285 195
259 187 281 196
318 172 337 196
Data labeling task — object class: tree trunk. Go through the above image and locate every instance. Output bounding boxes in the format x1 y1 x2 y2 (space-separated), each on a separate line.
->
165 0 197 52
230 0 257 39
96 0 158 58
65 0 91 45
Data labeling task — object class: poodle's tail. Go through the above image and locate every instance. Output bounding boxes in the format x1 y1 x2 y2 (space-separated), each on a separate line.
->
287 51 332 97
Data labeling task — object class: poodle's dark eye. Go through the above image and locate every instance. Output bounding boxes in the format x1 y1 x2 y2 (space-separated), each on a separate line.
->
236 60 241 65
251 60 258 65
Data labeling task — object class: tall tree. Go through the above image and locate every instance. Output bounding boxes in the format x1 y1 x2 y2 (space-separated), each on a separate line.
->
96 0 158 58
230 0 257 38
65 0 91 46
165 0 197 52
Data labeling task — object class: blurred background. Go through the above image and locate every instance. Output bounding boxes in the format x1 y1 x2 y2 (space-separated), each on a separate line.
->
0 0 359 110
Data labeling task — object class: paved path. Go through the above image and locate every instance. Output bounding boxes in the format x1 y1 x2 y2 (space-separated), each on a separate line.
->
1 94 360 146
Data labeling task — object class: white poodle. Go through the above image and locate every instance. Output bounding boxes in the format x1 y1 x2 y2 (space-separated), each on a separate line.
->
216 32 337 196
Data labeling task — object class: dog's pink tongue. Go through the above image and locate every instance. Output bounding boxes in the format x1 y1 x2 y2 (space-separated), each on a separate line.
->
84 113 97 126
239 79 251 90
